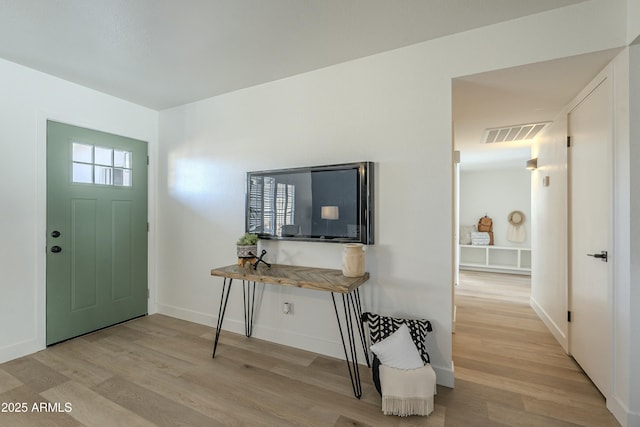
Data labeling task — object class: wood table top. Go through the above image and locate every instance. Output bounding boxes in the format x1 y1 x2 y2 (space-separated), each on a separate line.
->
210 264 369 294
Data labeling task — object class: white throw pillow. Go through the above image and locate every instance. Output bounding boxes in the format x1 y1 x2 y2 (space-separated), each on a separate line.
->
370 323 424 370
459 225 476 245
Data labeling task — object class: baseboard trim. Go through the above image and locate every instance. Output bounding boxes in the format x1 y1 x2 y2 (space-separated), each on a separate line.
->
608 394 640 427
529 296 568 352
432 361 455 388
157 302 361 359
158 303 455 387
157 303 216 328
0 339 43 364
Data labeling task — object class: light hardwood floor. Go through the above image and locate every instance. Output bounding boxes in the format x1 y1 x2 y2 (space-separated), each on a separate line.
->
452 271 619 427
0 272 620 426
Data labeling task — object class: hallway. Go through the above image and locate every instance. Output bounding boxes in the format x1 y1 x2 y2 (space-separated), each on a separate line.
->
443 271 619 426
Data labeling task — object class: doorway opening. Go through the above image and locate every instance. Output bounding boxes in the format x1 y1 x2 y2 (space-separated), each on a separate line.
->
450 49 620 402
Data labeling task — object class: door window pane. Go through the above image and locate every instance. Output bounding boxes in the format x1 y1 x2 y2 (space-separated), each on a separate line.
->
114 168 132 187
72 143 93 163
73 163 93 183
94 147 113 166
114 150 131 168
95 166 113 185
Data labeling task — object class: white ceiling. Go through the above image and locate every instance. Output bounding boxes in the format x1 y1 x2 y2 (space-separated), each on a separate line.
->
0 0 618 169
0 0 586 110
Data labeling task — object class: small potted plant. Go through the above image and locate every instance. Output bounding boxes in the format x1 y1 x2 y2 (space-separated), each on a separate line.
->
236 232 259 258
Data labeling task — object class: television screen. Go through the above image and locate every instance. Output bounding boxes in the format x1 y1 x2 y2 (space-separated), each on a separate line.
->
246 162 374 244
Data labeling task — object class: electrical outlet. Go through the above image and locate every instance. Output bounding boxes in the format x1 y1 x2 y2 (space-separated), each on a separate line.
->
283 302 291 314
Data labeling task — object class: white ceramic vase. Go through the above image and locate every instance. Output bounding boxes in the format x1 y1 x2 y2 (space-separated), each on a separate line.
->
342 243 365 277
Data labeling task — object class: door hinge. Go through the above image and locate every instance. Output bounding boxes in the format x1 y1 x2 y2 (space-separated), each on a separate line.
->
147 288 150 299
568 311 572 322
147 222 150 232
147 155 150 165
567 136 571 148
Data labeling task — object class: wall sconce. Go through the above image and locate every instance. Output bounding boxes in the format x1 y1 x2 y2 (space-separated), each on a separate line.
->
526 158 538 170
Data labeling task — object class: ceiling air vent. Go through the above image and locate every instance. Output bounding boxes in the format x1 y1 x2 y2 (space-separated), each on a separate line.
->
483 122 549 144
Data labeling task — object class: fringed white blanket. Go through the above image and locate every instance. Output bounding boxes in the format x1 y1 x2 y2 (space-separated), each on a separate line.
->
380 363 436 417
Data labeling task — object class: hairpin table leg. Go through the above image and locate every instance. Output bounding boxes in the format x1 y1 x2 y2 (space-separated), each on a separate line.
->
212 277 232 358
331 291 363 399
350 289 370 367
243 280 257 337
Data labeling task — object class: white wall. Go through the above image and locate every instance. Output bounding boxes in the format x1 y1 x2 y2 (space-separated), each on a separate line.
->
0 58 158 363
157 53 457 383
530 113 569 350
156 0 626 388
459 168 531 247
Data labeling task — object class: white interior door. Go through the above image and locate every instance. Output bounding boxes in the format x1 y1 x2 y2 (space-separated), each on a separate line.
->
568 76 612 397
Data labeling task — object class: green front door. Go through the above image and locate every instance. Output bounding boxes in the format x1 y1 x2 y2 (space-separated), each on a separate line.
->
46 121 148 345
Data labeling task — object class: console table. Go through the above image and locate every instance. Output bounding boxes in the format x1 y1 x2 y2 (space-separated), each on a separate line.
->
210 264 370 398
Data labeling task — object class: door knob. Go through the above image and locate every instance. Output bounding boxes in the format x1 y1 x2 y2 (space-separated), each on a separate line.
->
50 246 62 253
587 250 608 262
51 230 61 238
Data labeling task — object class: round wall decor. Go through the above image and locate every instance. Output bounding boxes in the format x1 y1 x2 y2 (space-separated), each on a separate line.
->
508 210 525 226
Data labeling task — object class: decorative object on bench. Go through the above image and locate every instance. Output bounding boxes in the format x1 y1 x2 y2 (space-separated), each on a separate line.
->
362 312 436 417
237 232 258 267
459 224 476 245
507 210 526 243
470 231 491 246
477 214 494 245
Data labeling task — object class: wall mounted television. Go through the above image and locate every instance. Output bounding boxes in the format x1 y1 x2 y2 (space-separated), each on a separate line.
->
246 162 374 244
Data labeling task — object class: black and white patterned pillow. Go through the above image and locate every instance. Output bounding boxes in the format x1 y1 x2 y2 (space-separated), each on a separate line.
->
362 312 432 363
